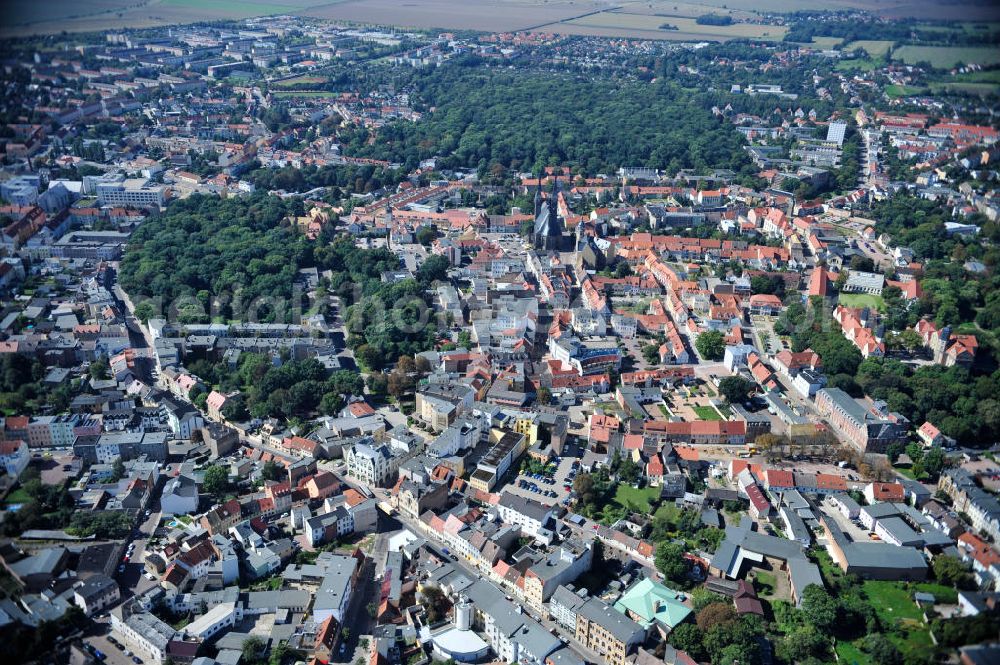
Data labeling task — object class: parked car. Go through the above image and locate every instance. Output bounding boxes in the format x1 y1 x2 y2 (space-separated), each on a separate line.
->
132 657 143 664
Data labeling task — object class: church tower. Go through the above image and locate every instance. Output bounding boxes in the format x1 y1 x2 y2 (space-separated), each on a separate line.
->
533 174 564 252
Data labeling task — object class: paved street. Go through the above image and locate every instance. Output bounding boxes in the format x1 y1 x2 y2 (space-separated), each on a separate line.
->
330 556 377 664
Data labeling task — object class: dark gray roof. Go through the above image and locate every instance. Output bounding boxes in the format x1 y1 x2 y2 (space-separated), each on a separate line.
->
498 491 552 523
786 559 823 602
551 585 588 613
577 597 644 643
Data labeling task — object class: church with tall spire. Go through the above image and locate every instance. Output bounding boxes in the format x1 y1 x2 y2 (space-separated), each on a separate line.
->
533 174 567 252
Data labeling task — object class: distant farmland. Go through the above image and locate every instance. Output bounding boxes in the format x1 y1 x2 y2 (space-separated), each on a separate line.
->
2 0 999 36
300 0 608 32
555 11 788 42
894 45 1000 68
0 0 336 36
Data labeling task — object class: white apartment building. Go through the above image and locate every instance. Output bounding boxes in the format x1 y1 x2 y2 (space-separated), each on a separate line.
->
344 441 398 487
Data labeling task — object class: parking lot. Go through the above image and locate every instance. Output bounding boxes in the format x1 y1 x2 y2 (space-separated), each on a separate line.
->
817 496 873 543
90 625 148 665
499 455 581 507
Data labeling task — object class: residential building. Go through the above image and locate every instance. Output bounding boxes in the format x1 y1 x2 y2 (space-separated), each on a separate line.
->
522 539 592 611
496 492 555 540
576 596 646 665
0 439 30 477
815 388 908 453
111 605 177 663
73 574 120 615
344 440 398 487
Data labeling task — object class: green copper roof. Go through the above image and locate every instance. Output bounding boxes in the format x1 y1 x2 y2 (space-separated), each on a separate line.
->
613 578 692 629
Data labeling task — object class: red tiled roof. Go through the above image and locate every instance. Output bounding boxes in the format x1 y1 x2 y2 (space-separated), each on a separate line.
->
764 469 793 488
868 482 903 501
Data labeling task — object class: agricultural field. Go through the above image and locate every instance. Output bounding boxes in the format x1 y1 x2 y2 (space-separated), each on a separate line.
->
5 0 1000 35
673 0 1000 20
894 45 1000 68
556 11 789 42
0 0 334 35
927 68 1000 96
928 81 999 97
613 1 755 21
809 36 844 49
3 0 138 26
842 40 894 57
301 0 606 32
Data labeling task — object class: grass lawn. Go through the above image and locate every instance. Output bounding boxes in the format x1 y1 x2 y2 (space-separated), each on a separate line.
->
654 502 682 523
614 484 661 512
837 293 886 312
893 465 926 481
863 580 924 622
914 582 958 604
658 404 672 418
835 57 878 72
4 488 31 504
836 640 873 665
593 401 625 416
812 549 847 587
692 405 723 421
754 570 777 596
885 84 926 98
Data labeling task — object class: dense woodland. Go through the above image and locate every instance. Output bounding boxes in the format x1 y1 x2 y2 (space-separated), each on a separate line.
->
119 194 309 322
339 60 755 176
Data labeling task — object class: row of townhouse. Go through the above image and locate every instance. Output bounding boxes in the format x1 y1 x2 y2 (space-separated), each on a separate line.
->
939 468 1000 544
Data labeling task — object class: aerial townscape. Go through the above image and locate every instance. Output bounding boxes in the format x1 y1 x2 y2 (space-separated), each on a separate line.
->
1 1 1000 665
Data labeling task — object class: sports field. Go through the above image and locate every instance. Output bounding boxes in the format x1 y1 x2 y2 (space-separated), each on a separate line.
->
273 75 330 88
